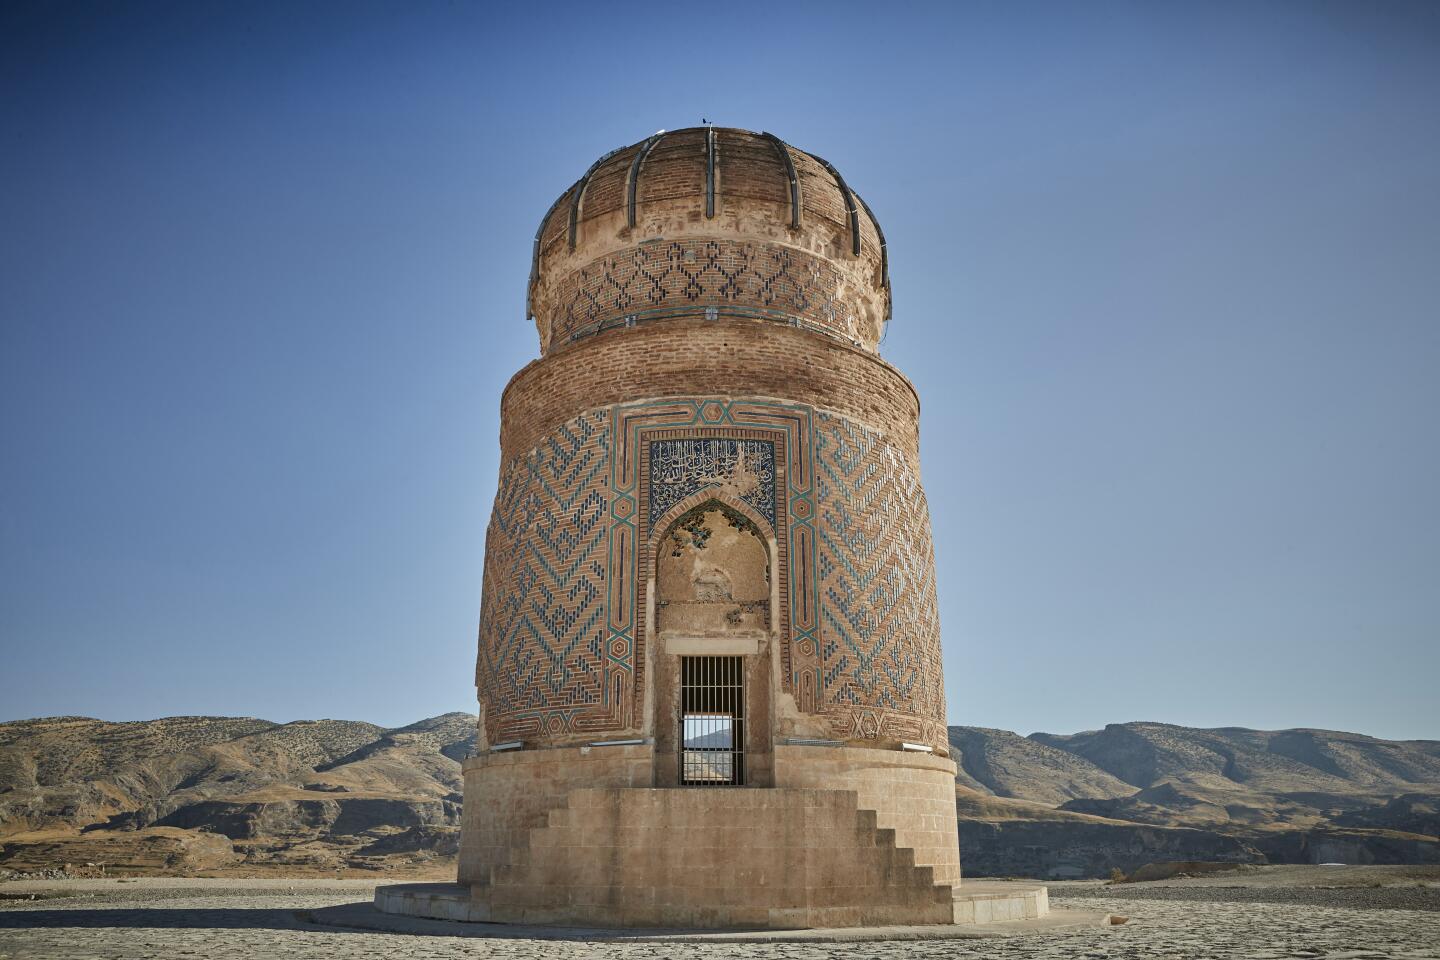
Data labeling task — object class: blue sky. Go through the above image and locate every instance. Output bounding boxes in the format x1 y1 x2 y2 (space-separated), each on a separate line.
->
2 1 1436 739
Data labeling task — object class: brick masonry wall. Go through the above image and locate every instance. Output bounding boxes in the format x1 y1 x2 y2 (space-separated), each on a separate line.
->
545 237 869 347
475 381 947 752
499 320 921 464
480 127 940 755
530 127 888 354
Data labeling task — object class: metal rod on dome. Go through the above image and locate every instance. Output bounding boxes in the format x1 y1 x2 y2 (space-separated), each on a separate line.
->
626 133 665 228
568 147 622 252
806 151 861 257
526 191 569 323
853 190 891 337
705 127 716 219
760 132 802 229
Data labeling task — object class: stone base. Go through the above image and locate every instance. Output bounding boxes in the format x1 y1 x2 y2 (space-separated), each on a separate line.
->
456 747 969 929
376 883 489 923
455 784 976 928
374 880 1052 930
951 882 1048 923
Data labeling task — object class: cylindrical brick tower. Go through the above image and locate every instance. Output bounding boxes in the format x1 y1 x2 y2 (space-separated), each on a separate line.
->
420 128 1032 930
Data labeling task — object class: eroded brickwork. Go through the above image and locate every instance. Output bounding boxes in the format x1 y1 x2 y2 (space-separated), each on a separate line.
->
499 320 920 462
528 127 888 355
476 398 945 750
548 238 867 347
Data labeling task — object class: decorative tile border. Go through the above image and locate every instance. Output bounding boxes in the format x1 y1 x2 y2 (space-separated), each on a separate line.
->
475 397 945 748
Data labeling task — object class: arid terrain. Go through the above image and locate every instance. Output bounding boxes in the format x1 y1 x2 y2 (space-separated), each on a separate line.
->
2 714 1437 880
950 722 1440 877
0 713 474 879
1 866 1437 959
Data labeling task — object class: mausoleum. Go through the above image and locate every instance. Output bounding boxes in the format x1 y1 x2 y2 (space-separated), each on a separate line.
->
376 126 1049 929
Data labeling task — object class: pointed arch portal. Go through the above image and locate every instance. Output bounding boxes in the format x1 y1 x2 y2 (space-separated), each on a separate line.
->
651 496 776 787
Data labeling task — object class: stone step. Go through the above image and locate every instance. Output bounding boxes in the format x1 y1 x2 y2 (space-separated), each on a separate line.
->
950 882 1049 924
484 786 964 928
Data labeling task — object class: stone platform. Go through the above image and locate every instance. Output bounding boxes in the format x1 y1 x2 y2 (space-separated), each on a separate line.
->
455 763 978 929
373 880 1060 933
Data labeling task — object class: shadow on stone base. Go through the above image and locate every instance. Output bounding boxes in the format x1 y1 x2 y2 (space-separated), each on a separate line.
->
372 880 1068 933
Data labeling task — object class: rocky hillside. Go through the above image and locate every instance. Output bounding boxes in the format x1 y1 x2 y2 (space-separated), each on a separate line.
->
1 714 1435 879
950 722 1440 877
948 726 1134 804
0 713 475 876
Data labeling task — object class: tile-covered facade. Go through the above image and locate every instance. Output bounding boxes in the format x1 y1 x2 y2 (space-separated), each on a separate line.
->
475 398 945 750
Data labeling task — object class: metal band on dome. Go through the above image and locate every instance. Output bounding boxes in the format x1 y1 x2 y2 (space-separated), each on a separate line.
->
806 152 861 257
626 133 665 228
568 147 622 252
526 190 571 322
853 190 892 335
704 127 716 219
760 131 801 229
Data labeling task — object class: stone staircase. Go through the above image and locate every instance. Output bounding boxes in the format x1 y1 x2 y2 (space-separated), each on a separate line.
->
477 786 959 928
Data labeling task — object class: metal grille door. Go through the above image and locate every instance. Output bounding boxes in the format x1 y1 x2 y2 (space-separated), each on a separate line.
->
680 656 745 786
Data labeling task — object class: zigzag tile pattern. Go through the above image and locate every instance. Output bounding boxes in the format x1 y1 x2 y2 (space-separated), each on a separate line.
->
548 239 860 344
474 403 945 750
476 411 615 743
814 411 946 738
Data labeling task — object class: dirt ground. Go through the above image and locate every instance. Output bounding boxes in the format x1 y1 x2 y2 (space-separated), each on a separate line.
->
1 866 1438 959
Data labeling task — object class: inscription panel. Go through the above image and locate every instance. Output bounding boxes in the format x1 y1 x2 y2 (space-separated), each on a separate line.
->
648 438 776 526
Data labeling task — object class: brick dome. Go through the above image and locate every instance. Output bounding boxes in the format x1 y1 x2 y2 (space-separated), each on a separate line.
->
527 127 891 355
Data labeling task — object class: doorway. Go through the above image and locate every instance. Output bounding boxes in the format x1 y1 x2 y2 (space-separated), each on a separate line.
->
680 655 745 786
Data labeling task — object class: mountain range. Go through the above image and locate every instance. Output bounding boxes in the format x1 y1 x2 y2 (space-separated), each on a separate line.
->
948 722 1440 876
0 713 473 877
1 714 1436 879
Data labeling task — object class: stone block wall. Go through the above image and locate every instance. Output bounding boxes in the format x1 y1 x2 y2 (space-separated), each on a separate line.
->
457 745 651 887
484 786 954 928
774 745 961 886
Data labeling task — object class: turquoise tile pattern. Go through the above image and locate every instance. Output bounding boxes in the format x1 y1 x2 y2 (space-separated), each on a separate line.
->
475 399 945 750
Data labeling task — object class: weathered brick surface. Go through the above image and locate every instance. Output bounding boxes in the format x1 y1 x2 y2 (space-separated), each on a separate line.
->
530 127 889 354
475 397 946 752
545 239 871 348
499 320 919 464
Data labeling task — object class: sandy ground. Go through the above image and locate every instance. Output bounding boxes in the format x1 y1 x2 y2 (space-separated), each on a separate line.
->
1 867 1438 959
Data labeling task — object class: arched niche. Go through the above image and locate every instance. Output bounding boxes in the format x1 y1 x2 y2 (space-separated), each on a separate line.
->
648 494 777 787
656 500 772 636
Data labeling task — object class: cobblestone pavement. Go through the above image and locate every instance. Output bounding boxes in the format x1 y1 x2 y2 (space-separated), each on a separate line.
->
1 882 1439 959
